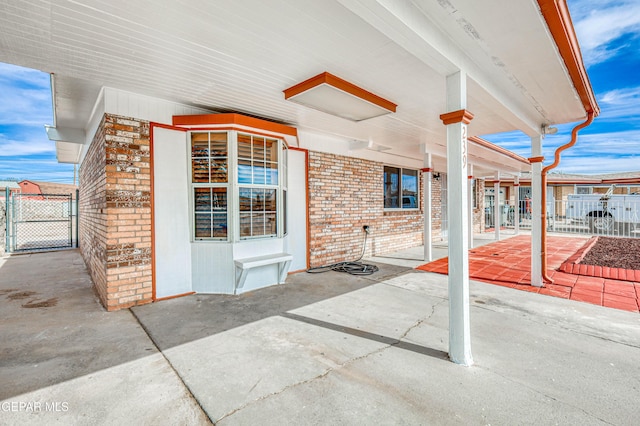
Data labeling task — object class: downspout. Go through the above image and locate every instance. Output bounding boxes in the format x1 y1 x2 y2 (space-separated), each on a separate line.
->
540 112 595 283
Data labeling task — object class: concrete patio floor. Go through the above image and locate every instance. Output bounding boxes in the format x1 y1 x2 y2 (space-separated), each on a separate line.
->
1 246 640 425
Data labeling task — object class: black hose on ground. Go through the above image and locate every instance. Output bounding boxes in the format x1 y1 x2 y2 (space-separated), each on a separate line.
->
306 230 379 276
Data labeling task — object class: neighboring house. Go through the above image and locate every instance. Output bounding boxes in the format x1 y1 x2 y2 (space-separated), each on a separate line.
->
0 180 21 201
491 172 640 213
17 180 78 199
0 0 597 335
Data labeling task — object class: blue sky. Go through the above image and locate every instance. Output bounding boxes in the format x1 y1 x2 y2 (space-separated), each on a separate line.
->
0 0 638 183
484 0 640 174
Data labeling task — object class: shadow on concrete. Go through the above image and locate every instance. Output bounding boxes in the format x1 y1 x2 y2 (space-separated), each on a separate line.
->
0 248 419 400
130 262 414 350
281 312 449 361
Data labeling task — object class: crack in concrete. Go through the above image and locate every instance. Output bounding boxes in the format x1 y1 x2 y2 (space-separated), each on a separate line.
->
129 308 214 425
217 299 447 424
398 298 447 341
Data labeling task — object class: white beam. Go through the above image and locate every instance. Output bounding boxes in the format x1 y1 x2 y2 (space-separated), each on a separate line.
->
494 173 501 241
443 71 472 366
423 152 433 262
514 176 520 235
468 164 474 248
531 136 543 287
45 126 86 144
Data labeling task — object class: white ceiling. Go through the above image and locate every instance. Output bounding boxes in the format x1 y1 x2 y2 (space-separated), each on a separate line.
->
0 0 589 175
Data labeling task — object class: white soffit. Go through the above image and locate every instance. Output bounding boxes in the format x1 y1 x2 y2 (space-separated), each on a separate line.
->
0 0 590 162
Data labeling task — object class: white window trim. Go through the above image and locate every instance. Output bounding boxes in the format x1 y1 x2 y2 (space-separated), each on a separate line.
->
383 165 420 211
188 130 288 243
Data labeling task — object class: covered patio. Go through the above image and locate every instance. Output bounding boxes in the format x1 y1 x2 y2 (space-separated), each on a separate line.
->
0 0 598 366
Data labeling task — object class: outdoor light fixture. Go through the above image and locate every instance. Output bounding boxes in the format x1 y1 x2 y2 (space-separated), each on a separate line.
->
542 125 559 135
283 72 397 121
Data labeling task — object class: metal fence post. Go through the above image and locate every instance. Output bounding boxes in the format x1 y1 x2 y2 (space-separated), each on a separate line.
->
76 188 80 248
4 187 8 252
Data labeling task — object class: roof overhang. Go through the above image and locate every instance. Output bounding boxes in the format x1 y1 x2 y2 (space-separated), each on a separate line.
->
0 0 596 168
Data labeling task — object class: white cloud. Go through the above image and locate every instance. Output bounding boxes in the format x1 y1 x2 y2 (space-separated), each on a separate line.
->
596 86 640 121
571 0 640 65
0 63 52 126
0 130 56 157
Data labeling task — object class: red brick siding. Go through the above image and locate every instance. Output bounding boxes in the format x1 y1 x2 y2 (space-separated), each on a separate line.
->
79 116 108 304
80 114 152 311
307 151 443 267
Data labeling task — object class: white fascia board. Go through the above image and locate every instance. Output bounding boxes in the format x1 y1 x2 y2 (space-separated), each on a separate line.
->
337 0 542 135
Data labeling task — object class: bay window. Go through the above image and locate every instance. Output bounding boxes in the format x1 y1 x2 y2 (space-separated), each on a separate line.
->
190 131 287 241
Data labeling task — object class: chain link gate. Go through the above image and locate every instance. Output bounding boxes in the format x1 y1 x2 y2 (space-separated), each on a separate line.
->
6 192 75 252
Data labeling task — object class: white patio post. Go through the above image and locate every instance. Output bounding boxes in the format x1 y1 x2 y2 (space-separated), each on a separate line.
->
514 176 520 235
530 135 544 287
440 70 473 366
468 164 474 248
423 151 433 262
493 173 500 241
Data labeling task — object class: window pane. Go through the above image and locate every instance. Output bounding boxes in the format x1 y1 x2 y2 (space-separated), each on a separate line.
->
238 134 252 159
210 133 227 157
239 213 252 237
192 158 210 183
402 169 418 208
191 133 210 157
191 132 227 183
384 166 400 208
238 158 252 184
266 162 278 185
194 188 212 212
239 188 252 211
194 213 212 238
252 136 266 161
253 161 266 184
194 188 227 239
265 138 278 163
264 189 276 211
212 213 227 238
265 213 276 235
210 159 227 183
238 188 277 238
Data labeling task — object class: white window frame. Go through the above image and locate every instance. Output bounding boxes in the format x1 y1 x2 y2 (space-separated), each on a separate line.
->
188 130 288 242
383 165 420 211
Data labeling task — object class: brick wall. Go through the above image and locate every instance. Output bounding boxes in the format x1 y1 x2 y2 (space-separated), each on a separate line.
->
80 114 152 311
307 151 443 267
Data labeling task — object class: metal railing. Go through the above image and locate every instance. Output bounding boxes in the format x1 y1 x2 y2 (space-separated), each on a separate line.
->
7 193 76 252
485 198 640 238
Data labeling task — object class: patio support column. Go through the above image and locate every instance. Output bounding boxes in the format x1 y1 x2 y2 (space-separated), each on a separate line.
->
422 151 433 262
468 164 474 248
493 174 501 241
530 136 544 287
514 176 520 235
440 70 473 366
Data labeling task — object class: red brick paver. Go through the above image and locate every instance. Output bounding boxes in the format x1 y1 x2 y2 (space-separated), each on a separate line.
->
416 235 640 313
